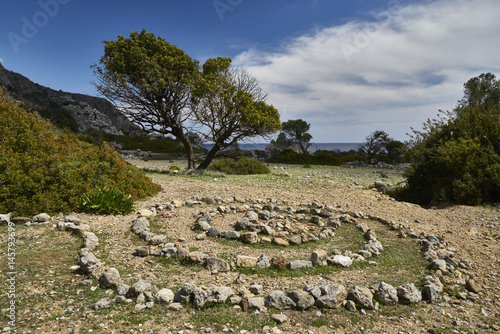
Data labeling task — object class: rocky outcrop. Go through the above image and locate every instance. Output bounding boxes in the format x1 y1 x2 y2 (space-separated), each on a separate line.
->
0 63 139 135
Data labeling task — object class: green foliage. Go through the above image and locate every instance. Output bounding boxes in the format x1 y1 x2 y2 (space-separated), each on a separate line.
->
267 149 367 166
79 130 186 154
93 29 200 169
394 81 500 205
207 157 270 175
192 57 281 169
80 187 134 215
0 90 161 215
276 119 313 153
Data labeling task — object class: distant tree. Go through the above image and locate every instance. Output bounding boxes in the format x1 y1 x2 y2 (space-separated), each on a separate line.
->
459 72 500 108
92 30 200 169
276 119 313 154
191 57 281 169
359 130 391 162
385 139 406 163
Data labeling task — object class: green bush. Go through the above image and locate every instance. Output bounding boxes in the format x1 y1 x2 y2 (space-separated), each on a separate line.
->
267 149 367 166
207 157 270 175
80 187 134 215
0 89 161 215
392 105 500 205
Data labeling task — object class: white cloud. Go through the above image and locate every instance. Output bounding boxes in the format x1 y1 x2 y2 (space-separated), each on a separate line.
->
234 0 500 142
0 58 4 63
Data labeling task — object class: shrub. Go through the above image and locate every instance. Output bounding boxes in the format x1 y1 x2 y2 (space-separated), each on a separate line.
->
0 89 161 215
80 187 134 215
267 149 367 166
207 157 270 175
392 105 500 205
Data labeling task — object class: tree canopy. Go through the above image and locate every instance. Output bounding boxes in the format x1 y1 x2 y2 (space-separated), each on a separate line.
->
191 57 281 169
92 30 281 169
276 119 313 154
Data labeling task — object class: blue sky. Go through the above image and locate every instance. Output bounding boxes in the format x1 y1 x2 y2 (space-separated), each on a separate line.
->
1 0 500 142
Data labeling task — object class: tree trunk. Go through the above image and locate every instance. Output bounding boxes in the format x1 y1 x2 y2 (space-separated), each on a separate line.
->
196 143 221 170
175 129 197 170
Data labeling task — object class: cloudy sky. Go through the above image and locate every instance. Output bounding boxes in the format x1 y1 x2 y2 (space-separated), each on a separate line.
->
1 0 499 142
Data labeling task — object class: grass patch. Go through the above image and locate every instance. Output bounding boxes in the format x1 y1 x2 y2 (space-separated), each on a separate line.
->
190 304 275 332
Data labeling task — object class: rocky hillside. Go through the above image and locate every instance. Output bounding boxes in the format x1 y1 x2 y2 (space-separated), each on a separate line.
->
0 63 140 135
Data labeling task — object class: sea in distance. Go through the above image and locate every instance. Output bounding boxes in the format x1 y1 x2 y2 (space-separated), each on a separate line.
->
204 143 362 153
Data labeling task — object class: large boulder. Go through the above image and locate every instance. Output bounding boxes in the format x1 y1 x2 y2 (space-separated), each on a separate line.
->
288 290 315 310
265 290 297 309
348 286 374 310
99 268 122 288
373 282 398 305
397 283 422 305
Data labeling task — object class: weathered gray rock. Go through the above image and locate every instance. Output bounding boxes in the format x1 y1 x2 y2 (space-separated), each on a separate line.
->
192 287 209 307
188 251 207 263
99 268 122 288
176 247 190 260
397 283 422 305
82 232 99 251
207 227 221 237
288 234 302 245
135 246 150 257
265 290 296 309
93 297 114 310
327 255 352 267
421 284 442 303
259 210 271 220
373 282 398 305
287 260 313 270
358 250 372 258
314 283 347 309
132 217 150 234
245 211 259 221
116 283 130 296
149 234 168 245
220 230 240 239
236 255 258 268
288 290 315 310
155 288 175 304
205 257 230 272
256 254 271 268
271 313 288 324
78 249 101 274
207 286 234 303
345 300 357 312
0 213 11 225
240 232 259 244
364 240 384 255
197 220 212 232
162 243 177 257
174 282 197 304
128 279 153 298
249 284 263 295
465 280 482 293
311 249 328 266
64 215 81 223
348 286 374 310
234 217 250 230
431 259 447 272
247 297 265 309
33 213 50 222
365 230 377 241
309 215 321 224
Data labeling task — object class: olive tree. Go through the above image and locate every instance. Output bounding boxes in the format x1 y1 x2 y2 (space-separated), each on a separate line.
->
276 119 313 154
92 30 199 169
191 57 281 169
